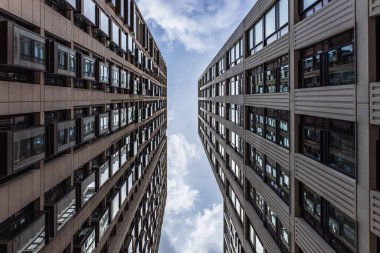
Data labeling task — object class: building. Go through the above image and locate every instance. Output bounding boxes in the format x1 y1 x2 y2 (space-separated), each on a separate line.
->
198 0 380 252
0 0 167 253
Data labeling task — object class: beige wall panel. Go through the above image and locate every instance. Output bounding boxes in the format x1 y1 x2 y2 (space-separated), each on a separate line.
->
370 0 380 17
295 153 356 219
245 92 290 111
295 84 356 121
245 202 282 253
246 166 289 227
295 218 335 253
245 130 289 169
294 0 354 49
370 190 380 237
245 35 289 70
370 82 380 124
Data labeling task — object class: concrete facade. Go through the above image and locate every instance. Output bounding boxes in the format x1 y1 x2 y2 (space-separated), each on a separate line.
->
0 1 167 253
198 0 380 252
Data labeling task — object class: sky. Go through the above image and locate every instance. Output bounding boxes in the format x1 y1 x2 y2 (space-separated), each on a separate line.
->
136 1 254 252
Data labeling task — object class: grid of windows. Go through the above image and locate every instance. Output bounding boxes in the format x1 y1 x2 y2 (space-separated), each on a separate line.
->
228 104 243 126
228 74 243 95
247 55 289 94
227 38 243 68
301 30 355 88
247 107 289 149
301 115 356 178
228 186 244 223
247 0 288 55
301 184 356 253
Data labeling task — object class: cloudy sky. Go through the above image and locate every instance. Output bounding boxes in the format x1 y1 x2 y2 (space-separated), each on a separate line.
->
136 0 254 252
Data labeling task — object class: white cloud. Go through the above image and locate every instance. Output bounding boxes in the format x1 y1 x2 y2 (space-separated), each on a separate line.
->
167 107 175 122
137 0 251 53
166 134 201 214
163 134 223 253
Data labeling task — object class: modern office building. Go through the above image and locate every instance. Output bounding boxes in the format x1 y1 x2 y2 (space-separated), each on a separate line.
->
198 0 380 252
0 0 167 253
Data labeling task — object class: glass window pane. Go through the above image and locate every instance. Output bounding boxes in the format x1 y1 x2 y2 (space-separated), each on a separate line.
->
328 45 355 86
279 0 288 27
255 19 263 46
265 7 276 38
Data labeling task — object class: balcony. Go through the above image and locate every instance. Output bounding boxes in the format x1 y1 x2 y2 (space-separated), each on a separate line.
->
45 186 76 237
0 126 45 177
107 190 120 222
74 169 96 208
47 41 77 77
91 207 109 245
76 0 97 26
110 150 120 176
95 113 109 136
73 227 96 253
76 115 96 144
93 160 110 190
46 120 76 157
0 21 46 71
0 210 46 253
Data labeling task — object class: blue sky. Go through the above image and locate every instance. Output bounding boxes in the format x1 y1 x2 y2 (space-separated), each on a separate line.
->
136 0 254 252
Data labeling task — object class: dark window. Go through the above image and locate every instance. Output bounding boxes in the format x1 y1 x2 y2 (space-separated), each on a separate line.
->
301 115 356 178
301 184 356 253
301 31 355 88
247 107 289 149
299 0 332 19
247 55 289 94
247 0 288 55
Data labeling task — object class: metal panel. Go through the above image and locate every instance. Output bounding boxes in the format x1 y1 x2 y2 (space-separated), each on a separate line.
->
295 153 356 219
245 92 289 111
294 0 354 49
370 190 380 237
245 34 289 70
245 166 289 227
245 130 289 169
244 202 281 253
370 0 380 17
295 218 335 253
295 84 356 121
370 82 380 124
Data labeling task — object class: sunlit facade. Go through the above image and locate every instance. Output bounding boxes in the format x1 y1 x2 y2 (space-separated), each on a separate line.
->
0 1 167 253
198 0 380 252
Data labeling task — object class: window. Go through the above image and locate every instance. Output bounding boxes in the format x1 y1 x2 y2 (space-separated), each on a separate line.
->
228 74 243 95
58 50 67 70
112 22 120 46
300 0 332 19
227 38 243 68
20 36 45 65
301 184 356 252
83 57 95 79
228 104 242 126
301 115 355 178
247 0 288 55
229 130 243 155
247 55 289 94
301 31 354 88
111 66 120 87
218 81 225 96
229 157 243 187
228 186 244 223
99 9 110 37
83 0 96 25
99 63 109 84
248 222 265 253
247 107 289 149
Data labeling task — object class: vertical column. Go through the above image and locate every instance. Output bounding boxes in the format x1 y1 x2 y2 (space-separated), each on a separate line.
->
357 1 379 252
289 0 299 252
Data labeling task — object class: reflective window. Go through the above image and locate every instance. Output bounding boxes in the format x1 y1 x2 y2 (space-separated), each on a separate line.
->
83 0 96 25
